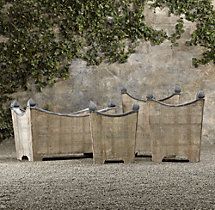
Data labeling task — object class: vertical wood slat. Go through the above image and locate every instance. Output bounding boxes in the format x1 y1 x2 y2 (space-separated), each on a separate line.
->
149 99 204 163
11 107 33 161
90 112 138 164
122 92 180 156
11 104 116 161
31 110 91 160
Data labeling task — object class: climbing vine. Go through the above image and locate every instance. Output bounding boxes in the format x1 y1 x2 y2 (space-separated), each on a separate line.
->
0 0 214 140
151 0 215 66
0 95 12 140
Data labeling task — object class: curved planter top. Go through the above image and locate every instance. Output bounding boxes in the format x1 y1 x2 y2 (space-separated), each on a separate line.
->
148 90 205 107
121 85 181 102
89 101 139 117
11 99 117 118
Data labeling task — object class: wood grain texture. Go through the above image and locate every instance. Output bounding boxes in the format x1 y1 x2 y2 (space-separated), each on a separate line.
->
31 109 91 160
149 100 204 163
90 112 138 164
11 107 33 161
11 105 117 161
122 93 180 156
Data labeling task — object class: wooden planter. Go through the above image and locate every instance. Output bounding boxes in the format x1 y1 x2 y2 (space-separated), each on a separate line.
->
121 85 181 156
11 99 116 161
149 91 205 163
90 103 139 164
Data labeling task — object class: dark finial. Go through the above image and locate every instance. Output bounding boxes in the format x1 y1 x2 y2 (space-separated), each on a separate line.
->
196 90 205 99
89 101 97 112
132 104 140 111
10 100 20 108
107 100 116 108
146 93 155 100
27 98 37 107
174 84 181 94
121 87 127 94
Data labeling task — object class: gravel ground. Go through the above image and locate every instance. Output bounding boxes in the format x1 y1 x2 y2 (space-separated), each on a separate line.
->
0 139 215 210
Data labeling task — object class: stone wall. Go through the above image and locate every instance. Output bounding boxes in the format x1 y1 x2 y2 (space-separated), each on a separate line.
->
12 4 215 144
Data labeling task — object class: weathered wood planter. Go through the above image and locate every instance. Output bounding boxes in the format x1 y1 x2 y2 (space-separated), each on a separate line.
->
121 85 181 156
11 99 116 161
149 91 205 163
90 103 139 164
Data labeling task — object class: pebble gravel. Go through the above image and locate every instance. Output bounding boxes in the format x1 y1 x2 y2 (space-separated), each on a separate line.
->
0 139 214 210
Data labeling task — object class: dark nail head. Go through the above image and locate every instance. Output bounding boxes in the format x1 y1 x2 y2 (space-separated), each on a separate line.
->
174 85 181 94
196 90 205 99
121 87 127 94
107 100 116 108
10 100 20 108
89 101 97 112
132 104 139 111
27 98 37 107
146 94 155 100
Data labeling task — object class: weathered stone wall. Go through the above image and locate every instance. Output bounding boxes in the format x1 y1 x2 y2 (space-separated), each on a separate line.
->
13 5 215 144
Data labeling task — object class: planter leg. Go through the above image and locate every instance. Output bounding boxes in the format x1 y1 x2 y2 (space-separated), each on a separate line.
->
152 154 163 163
188 153 200 163
93 157 104 164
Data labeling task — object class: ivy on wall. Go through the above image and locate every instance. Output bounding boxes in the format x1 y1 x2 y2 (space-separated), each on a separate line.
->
0 0 214 140
151 0 215 66
0 95 12 140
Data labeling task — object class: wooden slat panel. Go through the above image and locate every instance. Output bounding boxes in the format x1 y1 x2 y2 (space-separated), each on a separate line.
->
149 100 204 163
31 109 92 160
11 108 33 161
122 93 180 156
90 112 138 164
